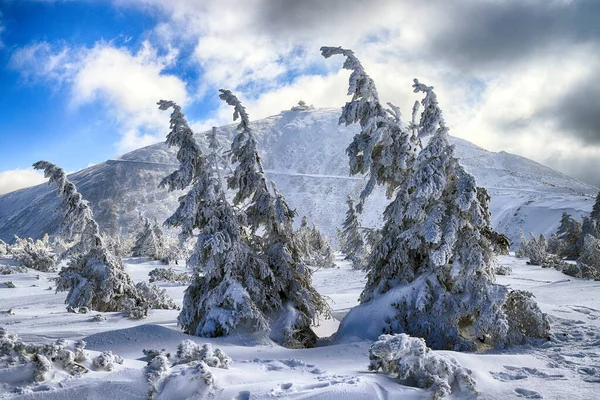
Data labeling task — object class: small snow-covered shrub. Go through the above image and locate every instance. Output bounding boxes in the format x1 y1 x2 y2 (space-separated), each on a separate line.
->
175 340 231 369
494 264 512 276
502 290 551 344
122 297 148 319
144 341 229 399
148 268 189 284
516 232 547 266
92 314 106 322
0 265 28 274
1 328 90 385
369 334 476 399
92 351 123 371
10 237 57 272
541 254 570 271
0 239 7 256
3 281 16 288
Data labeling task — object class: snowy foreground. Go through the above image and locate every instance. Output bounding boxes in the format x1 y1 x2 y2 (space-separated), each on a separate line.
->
1 254 599 399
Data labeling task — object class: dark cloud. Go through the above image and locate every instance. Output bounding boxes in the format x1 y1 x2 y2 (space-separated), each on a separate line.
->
427 0 600 71
552 80 600 145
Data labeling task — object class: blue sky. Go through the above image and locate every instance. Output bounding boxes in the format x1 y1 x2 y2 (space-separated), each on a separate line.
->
1 0 599 194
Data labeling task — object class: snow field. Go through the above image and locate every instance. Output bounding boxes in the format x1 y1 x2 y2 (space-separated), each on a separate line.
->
1 253 599 399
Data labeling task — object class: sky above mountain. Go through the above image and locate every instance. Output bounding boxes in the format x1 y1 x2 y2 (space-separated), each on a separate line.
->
1 0 599 194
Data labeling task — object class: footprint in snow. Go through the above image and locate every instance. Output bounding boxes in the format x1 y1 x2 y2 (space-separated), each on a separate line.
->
514 387 543 398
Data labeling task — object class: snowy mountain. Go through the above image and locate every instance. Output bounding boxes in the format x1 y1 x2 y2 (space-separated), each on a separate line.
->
0 107 596 247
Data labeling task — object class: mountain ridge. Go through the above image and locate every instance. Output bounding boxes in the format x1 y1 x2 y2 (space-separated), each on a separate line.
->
0 107 596 247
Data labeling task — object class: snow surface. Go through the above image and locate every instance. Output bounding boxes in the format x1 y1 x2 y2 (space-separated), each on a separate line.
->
0 108 596 248
2 253 599 399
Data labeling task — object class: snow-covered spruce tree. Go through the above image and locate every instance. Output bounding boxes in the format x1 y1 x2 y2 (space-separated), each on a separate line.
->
219 90 330 347
591 192 600 224
477 188 510 255
321 46 421 212
323 49 549 349
296 217 336 268
132 217 167 260
308 225 336 268
555 212 582 259
158 101 277 341
571 234 600 279
341 197 367 269
33 161 140 312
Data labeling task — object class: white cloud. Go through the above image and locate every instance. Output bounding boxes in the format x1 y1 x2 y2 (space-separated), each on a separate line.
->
0 169 47 195
11 40 189 153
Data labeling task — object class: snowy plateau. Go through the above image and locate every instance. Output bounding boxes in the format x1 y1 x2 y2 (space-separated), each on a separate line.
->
1 107 600 399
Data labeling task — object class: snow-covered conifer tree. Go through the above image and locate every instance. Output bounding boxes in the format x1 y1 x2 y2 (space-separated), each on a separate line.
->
324 48 549 350
555 212 582 259
320 46 421 211
132 217 167 260
591 192 600 223
296 217 335 268
32 161 140 312
158 100 275 338
341 197 367 269
219 90 329 347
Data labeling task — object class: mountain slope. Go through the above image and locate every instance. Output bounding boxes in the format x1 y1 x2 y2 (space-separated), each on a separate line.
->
0 107 596 247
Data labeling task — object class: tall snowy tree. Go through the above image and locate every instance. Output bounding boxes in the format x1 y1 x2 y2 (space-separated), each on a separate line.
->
591 192 600 223
32 161 140 312
555 212 582 259
320 46 421 211
324 48 549 350
341 197 367 270
157 101 275 339
131 217 167 260
219 90 330 347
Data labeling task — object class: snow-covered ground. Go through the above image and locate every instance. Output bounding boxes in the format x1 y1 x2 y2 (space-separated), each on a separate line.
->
1 254 599 399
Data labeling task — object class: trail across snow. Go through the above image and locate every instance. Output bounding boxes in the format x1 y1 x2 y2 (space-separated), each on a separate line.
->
1 254 599 399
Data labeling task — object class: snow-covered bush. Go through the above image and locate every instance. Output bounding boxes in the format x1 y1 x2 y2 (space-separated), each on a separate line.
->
136 281 179 311
175 340 231 368
92 351 123 371
516 232 547 265
494 264 512 276
148 267 189 284
10 236 57 272
502 290 551 344
33 161 142 312
369 334 476 399
540 254 570 271
144 340 230 400
0 239 7 256
1 328 90 385
324 48 550 350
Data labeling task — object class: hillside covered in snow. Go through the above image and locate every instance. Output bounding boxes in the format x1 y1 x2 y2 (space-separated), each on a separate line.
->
0 107 596 247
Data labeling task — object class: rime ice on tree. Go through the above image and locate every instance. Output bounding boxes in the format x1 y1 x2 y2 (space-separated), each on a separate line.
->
219 90 330 347
324 48 549 350
33 161 140 312
157 100 272 338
